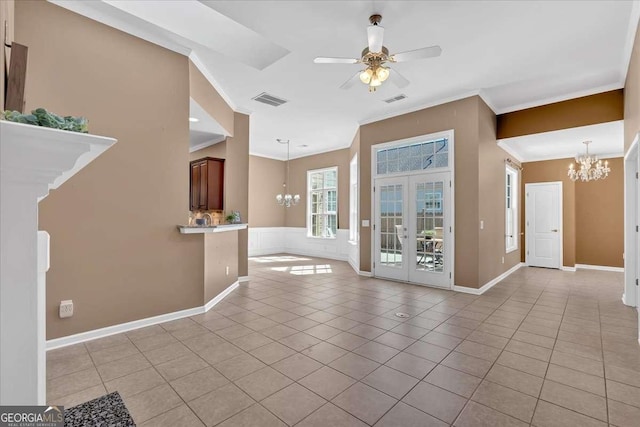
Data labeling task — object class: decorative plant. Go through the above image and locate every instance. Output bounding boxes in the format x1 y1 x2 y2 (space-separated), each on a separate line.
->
225 214 235 223
1 108 89 133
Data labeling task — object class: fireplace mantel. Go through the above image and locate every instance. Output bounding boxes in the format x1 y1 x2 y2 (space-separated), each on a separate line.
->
0 120 116 404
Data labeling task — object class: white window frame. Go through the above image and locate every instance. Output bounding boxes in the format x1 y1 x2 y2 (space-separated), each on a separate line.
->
349 154 358 244
307 166 338 239
505 164 519 253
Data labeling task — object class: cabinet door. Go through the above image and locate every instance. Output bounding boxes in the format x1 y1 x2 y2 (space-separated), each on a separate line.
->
198 162 208 209
207 159 224 210
190 163 201 211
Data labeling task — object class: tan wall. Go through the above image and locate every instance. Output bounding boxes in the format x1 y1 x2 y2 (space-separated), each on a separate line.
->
360 97 481 287
226 113 250 276
249 155 286 227
16 0 205 339
478 98 521 285
521 159 577 267
285 148 351 229
189 61 234 137
190 141 226 161
498 90 624 139
204 232 238 302
575 157 624 267
625 24 640 153
0 0 15 109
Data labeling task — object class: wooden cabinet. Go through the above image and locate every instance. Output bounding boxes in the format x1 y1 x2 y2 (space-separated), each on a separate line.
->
190 157 224 211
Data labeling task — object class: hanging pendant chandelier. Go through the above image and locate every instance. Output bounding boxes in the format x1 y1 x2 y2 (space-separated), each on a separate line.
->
568 141 610 182
276 139 300 207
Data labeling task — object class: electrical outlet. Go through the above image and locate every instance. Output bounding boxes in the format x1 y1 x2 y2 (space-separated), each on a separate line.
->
59 300 73 318
226 266 229 276
502 256 505 264
480 220 484 230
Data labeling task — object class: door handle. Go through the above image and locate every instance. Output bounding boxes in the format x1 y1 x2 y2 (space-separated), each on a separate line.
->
551 229 558 232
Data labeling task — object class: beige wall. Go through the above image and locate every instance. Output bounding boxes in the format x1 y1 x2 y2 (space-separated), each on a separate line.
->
0 0 14 109
521 159 577 267
625 23 640 153
361 97 483 288
249 155 286 227
190 141 226 161
204 233 238 302
575 157 624 267
17 0 205 339
285 148 351 229
478 98 522 285
189 61 234 137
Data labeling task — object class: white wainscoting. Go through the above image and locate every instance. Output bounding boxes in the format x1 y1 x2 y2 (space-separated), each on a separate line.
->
249 227 351 262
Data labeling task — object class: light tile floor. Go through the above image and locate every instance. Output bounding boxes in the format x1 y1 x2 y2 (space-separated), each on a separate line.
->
47 255 640 426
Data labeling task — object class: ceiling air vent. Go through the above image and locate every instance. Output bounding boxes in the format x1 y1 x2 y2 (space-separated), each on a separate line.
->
252 92 288 107
383 94 407 104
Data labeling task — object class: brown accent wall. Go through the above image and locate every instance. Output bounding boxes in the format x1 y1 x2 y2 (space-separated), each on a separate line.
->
285 148 350 229
249 155 286 227
478 99 522 285
189 61 234 137
521 159 577 267
16 0 204 339
498 90 624 139
226 113 250 276
360 97 487 288
0 0 15 109
625 23 640 153
575 157 624 267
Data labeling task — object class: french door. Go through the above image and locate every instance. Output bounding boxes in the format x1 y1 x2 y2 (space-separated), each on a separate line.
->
374 172 452 288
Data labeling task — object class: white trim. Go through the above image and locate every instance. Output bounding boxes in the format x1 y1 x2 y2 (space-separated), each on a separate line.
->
561 266 577 272
497 142 525 164
624 133 640 309
505 164 519 254
190 135 227 153
453 263 524 295
576 264 624 273
46 281 239 351
204 281 239 311
238 276 250 282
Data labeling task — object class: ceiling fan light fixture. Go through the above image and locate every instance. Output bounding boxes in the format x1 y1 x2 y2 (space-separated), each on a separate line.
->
376 66 390 82
359 68 373 84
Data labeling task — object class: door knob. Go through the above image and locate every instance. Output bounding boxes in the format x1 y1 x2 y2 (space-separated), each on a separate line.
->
551 229 558 232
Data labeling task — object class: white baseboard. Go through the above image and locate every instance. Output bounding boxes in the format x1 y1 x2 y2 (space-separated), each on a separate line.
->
238 276 250 282
46 281 239 351
453 262 524 296
576 264 624 272
561 266 577 272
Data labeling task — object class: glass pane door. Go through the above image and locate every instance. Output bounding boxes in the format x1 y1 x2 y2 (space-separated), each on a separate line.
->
374 177 407 282
409 172 451 287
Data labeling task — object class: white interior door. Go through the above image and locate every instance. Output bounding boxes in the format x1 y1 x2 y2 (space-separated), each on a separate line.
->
374 172 452 288
526 182 562 269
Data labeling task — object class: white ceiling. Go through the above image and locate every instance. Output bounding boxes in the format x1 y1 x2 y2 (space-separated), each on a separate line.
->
51 0 639 160
498 120 624 162
189 98 226 151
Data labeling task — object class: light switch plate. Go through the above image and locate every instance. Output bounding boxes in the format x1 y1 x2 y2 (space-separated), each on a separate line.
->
362 220 370 227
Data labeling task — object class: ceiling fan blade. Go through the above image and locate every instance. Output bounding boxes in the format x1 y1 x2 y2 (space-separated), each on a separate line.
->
339 72 362 90
367 25 384 53
391 45 442 62
389 68 410 88
314 57 359 64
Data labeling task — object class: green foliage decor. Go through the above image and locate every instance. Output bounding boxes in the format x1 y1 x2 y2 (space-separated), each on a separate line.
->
1 108 88 133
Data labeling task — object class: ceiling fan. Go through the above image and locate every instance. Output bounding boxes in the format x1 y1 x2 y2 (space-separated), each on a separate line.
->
314 14 442 92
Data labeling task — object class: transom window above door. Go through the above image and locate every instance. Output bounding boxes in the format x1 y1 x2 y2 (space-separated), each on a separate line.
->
376 138 449 175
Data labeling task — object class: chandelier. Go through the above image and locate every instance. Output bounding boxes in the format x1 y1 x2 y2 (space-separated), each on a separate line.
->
276 139 300 207
567 141 610 182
